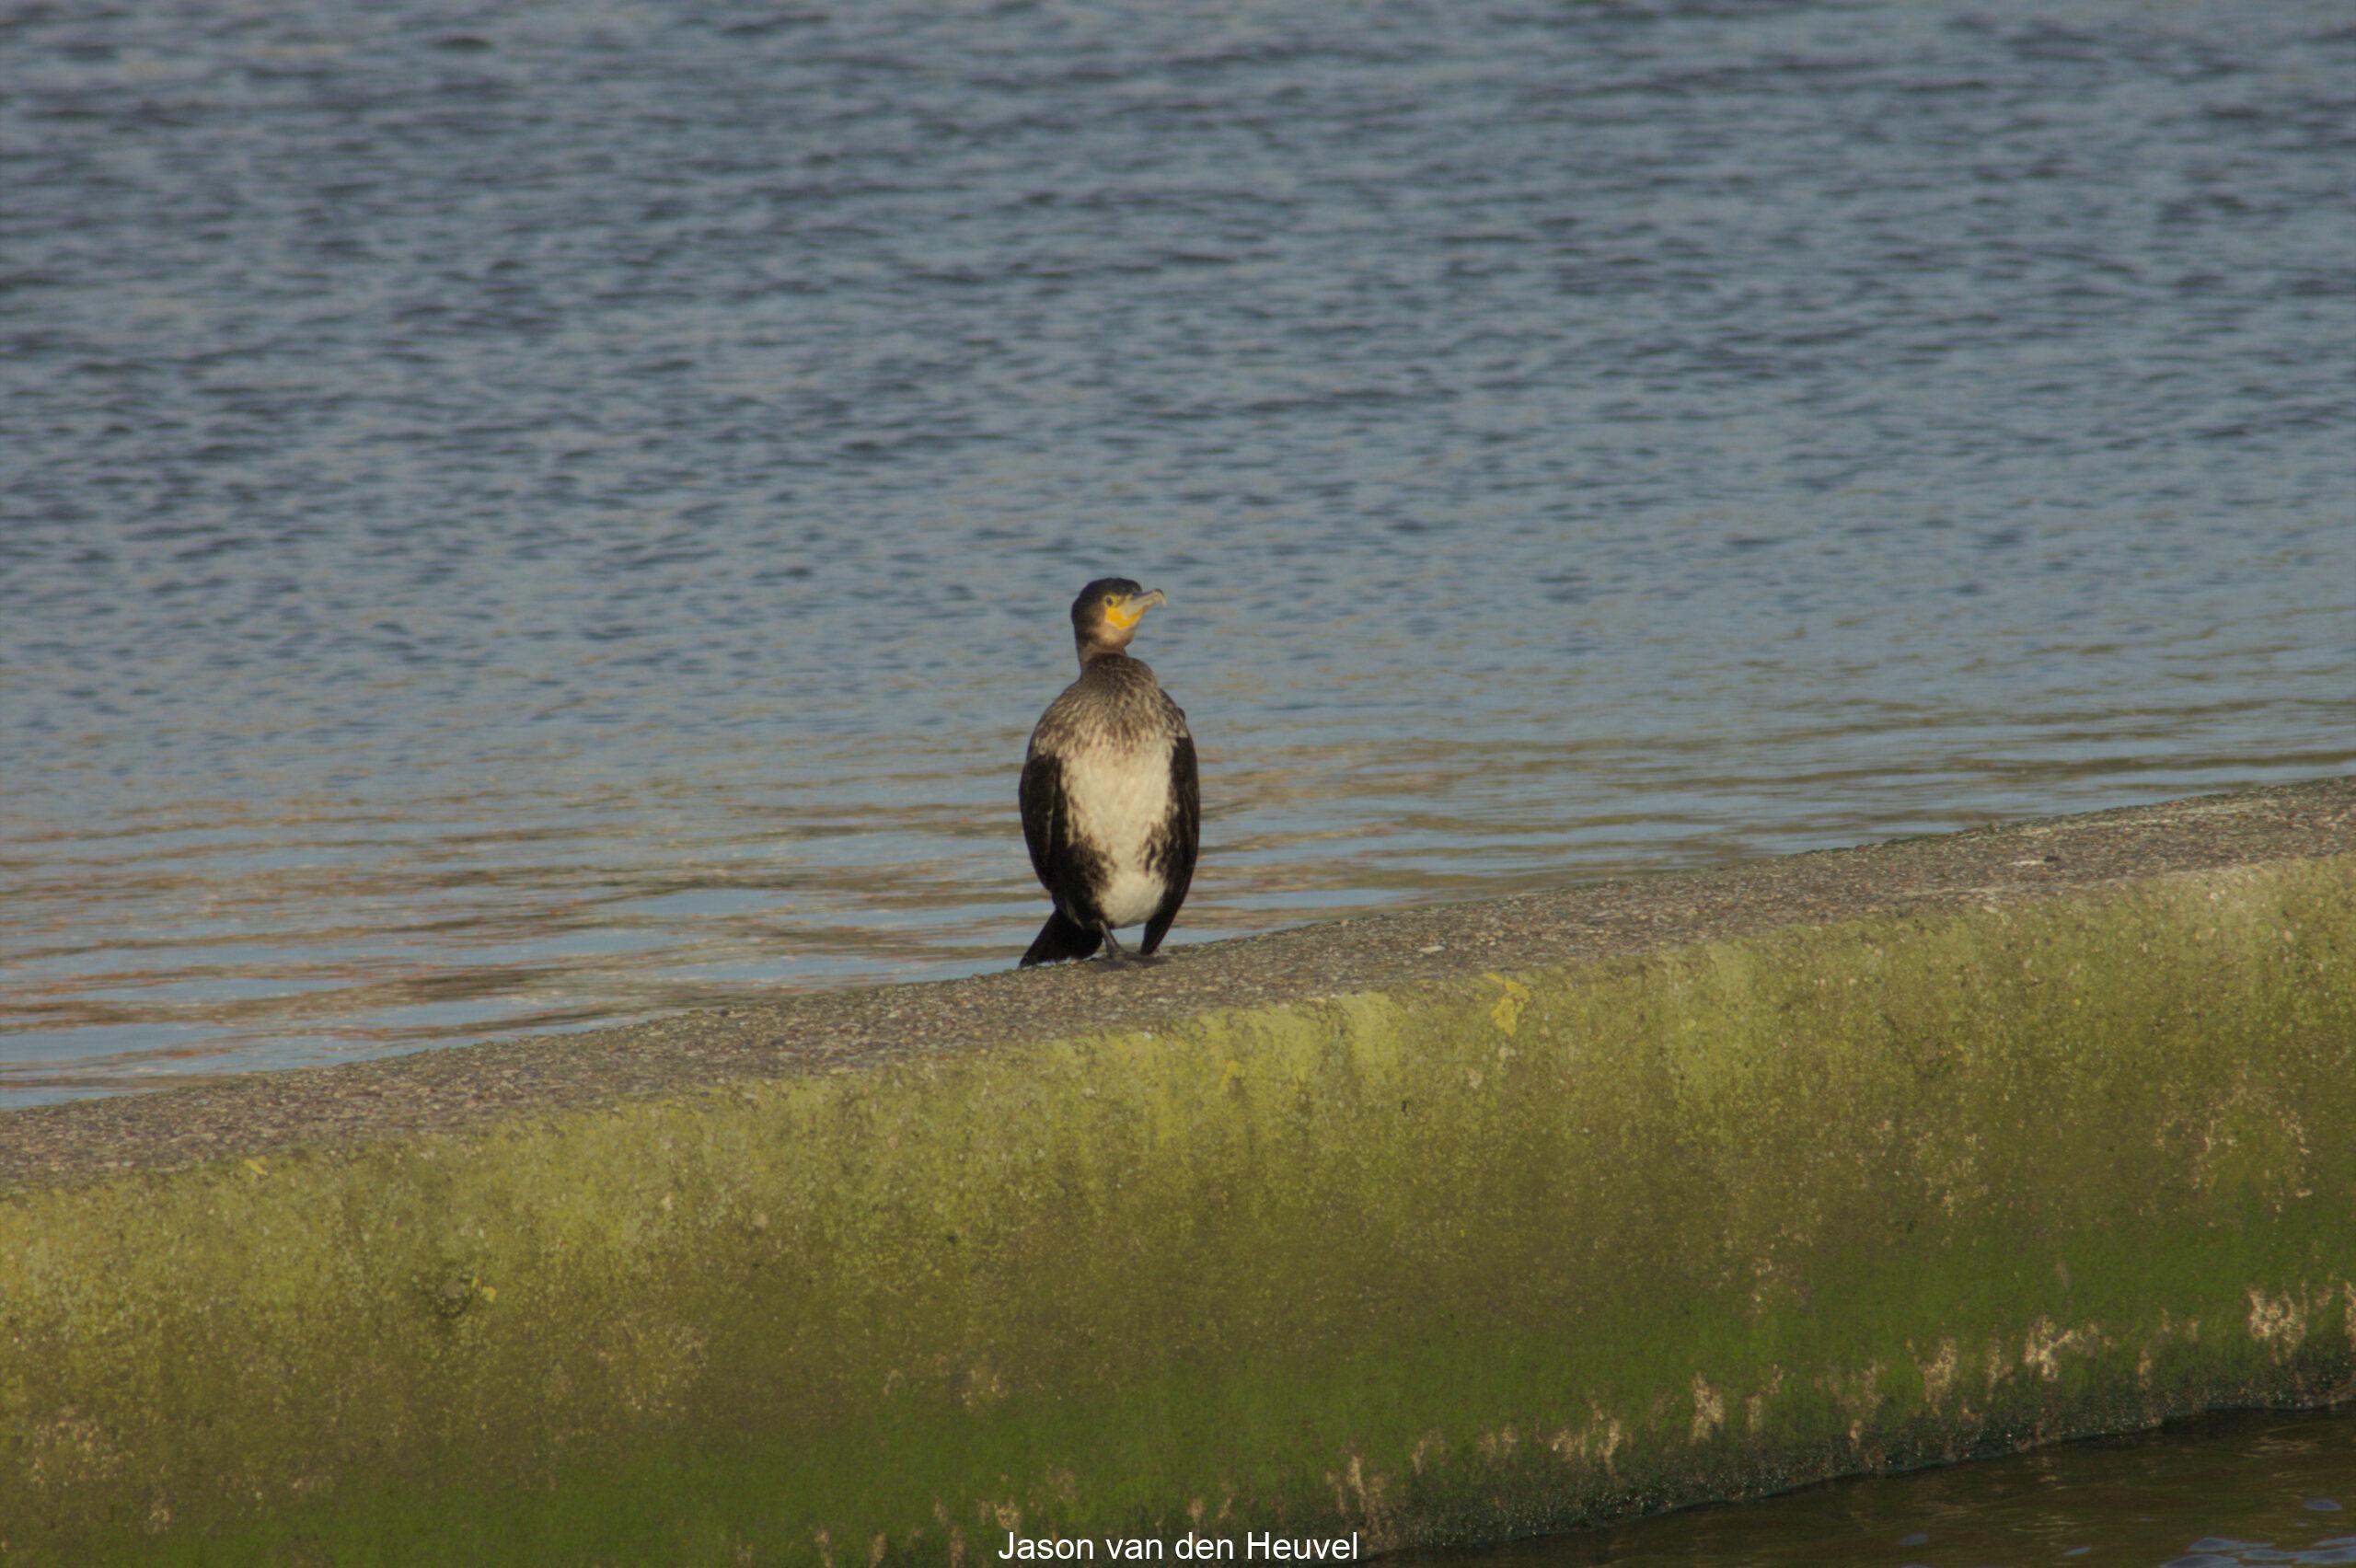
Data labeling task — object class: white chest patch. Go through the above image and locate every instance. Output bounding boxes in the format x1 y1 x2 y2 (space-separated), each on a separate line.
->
1062 738 1172 928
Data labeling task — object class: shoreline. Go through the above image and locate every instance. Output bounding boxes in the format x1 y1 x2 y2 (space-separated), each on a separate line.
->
6 779 2349 1197
3 778 2351 1563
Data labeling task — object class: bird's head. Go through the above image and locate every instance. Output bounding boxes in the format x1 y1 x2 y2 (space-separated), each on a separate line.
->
1070 578 1166 662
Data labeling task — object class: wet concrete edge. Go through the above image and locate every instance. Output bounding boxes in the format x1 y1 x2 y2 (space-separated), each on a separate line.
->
4 778 2351 1194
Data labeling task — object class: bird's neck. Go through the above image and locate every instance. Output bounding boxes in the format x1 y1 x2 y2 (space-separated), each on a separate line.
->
1076 641 1134 671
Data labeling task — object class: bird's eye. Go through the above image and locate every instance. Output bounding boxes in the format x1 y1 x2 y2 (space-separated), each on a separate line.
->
1103 594 1119 605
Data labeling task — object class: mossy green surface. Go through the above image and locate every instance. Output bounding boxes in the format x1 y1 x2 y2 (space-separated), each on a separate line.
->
4 859 2352 1564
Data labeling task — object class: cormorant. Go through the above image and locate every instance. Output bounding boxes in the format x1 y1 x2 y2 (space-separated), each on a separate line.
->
1017 579 1199 966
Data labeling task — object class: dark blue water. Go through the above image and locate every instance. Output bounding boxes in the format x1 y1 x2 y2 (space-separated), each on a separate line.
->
4 0 2353 1103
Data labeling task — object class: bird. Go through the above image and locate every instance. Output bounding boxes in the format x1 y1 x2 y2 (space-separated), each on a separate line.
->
1017 578 1199 966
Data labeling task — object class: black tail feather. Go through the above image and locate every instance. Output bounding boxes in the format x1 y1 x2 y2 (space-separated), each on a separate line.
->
1020 910 1103 967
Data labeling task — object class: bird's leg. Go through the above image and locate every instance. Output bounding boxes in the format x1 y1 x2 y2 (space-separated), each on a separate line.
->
1097 924 1128 963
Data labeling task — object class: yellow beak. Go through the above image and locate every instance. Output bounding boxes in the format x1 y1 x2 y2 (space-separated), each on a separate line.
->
1105 588 1166 630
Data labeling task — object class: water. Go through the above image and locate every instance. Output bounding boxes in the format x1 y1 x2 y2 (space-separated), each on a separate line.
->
1402 1404 2356 1567
4 0 2353 1105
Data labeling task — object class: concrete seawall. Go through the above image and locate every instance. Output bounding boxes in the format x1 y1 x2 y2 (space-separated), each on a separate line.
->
4 781 2351 1564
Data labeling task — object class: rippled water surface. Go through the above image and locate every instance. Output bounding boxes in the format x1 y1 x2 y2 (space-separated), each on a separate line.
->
1402 1404 2356 1568
4 0 2353 1103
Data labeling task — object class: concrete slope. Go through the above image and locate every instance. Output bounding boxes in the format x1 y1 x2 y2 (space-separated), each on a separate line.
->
3 780 2351 1564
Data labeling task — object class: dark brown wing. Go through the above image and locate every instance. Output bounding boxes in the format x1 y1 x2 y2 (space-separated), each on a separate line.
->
1019 747 1061 889
1139 732 1198 956
1019 747 1100 924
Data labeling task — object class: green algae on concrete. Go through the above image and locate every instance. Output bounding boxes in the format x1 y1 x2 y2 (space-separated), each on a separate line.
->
3 841 2353 1562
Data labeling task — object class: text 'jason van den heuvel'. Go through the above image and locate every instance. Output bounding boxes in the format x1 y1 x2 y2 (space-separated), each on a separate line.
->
1000 1533 1362 1561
